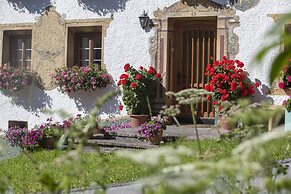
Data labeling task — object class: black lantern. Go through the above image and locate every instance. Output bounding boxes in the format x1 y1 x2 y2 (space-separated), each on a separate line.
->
139 11 150 29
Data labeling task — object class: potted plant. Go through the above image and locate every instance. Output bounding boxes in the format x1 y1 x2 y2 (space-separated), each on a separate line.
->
278 64 291 95
118 63 162 127
282 98 291 131
204 56 258 130
52 64 112 93
137 116 166 145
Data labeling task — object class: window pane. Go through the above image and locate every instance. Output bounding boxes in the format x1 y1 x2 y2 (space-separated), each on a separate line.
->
80 60 89 66
80 49 89 61
94 49 101 60
25 38 31 49
94 34 102 48
80 37 89 48
16 50 22 61
16 39 23 49
26 50 31 61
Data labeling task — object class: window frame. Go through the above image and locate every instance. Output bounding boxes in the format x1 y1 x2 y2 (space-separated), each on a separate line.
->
66 26 104 67
2 30 32 68
9 35 32 67
74 32 102 67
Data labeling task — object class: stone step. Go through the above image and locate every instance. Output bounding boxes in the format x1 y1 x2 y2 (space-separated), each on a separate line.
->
87 137 158 150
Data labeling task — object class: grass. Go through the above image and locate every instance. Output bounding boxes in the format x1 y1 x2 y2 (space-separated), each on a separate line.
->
0 135 290 193
0 150 150 193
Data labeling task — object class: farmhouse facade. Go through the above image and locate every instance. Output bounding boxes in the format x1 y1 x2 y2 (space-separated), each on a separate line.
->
0 0 290 129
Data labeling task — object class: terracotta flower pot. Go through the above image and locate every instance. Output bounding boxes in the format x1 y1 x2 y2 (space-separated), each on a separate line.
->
86 127 100 139
219 117 235 132
130 115 149 127
39 136 58 150
147 130 163 145
284 87 291 96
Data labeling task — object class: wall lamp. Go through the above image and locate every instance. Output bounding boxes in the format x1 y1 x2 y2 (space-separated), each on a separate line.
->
139 11 154 29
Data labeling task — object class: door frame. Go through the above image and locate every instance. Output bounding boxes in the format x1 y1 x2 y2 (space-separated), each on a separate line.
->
151 1 240 117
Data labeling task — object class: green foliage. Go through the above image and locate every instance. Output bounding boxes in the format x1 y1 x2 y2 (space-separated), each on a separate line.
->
162 89 213 155
220 99 283 141
285 98 291 112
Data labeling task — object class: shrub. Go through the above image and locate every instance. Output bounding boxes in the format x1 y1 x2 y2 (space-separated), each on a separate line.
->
53 64 112 93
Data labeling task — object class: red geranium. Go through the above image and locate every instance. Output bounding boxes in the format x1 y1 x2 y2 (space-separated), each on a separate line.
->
124 63 130 72
130 82 137 89
135 74 142 80
118 63 162 115
204 56 256 103
120 79 127 85
119 105 123 111
155 73 161 79
120 73 128 79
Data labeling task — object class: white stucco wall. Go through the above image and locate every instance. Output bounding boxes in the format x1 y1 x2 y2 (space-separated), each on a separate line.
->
235 0 291 104
0 0 291 130
0 0 179 130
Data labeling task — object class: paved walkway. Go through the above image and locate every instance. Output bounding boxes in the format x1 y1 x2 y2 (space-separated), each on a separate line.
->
71 160 291 194
87 125 219 151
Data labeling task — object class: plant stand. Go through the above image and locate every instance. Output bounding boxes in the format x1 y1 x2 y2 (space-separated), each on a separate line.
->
285 109 291 131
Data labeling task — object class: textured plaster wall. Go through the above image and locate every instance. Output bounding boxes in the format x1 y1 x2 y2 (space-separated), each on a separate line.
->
0 0 179 130
234 0 291 104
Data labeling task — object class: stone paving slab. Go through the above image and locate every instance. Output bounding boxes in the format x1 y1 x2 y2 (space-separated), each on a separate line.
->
88 137 157 149
115 125 220 140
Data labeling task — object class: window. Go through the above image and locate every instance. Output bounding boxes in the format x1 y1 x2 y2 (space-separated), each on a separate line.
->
2 30 32 67
8 120 28 128
67 26 102 67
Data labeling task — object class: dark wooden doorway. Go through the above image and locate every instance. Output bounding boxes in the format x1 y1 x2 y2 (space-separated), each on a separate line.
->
170 17 217 118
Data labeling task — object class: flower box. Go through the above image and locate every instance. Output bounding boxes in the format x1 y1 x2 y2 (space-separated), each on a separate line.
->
0 64 40 92
53 64 112 93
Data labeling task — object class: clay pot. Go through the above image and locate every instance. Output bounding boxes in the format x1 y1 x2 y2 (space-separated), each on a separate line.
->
147 130 163 145
39 136 58 150
284 87 291 96
219 117 235 132
86 127 100 139
130 115 149 128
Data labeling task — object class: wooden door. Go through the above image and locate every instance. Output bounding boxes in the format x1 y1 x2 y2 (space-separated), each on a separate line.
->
173 19 217 117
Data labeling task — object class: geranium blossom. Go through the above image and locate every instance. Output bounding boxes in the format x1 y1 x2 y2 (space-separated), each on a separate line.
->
204 56 256 104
